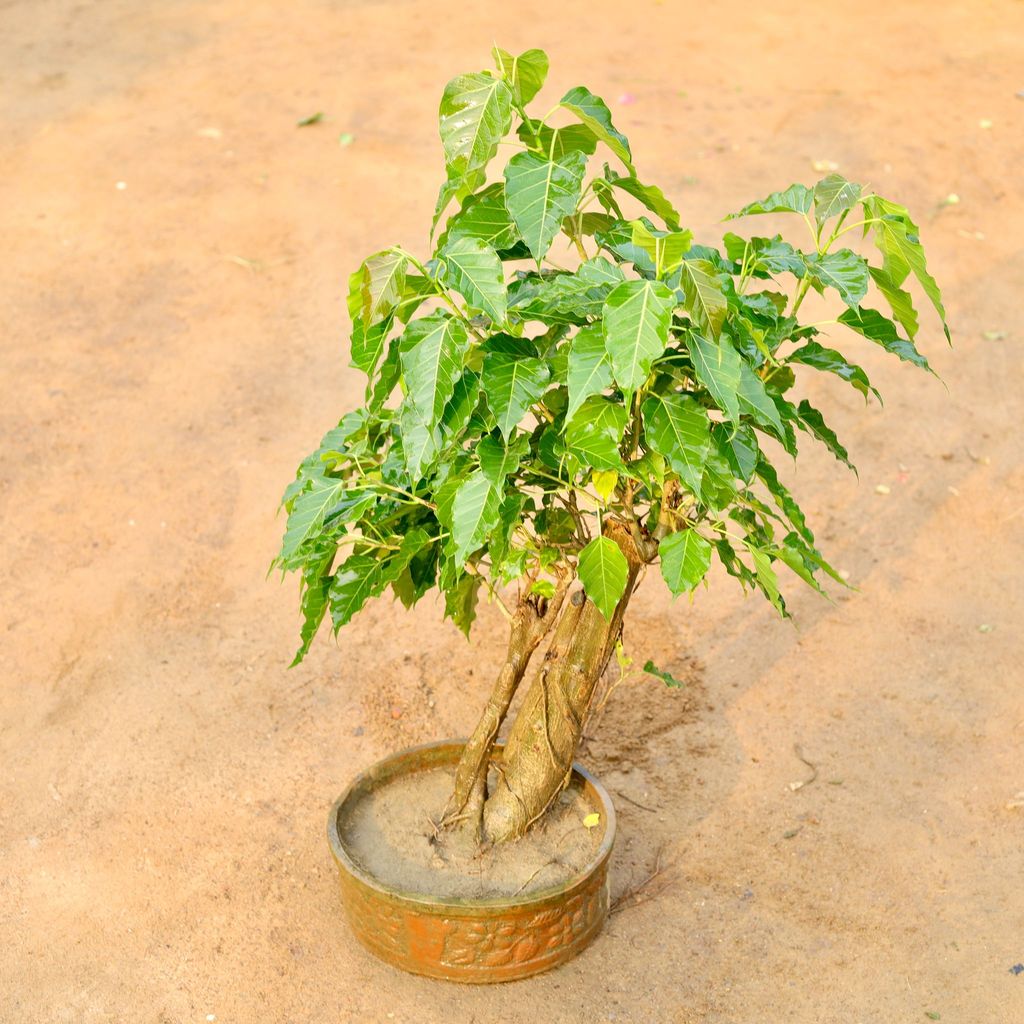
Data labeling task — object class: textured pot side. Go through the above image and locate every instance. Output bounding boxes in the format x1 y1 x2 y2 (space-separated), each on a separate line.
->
326 741 616 983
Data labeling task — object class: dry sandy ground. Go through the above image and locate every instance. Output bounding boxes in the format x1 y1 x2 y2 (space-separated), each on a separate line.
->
2 1 1023 1021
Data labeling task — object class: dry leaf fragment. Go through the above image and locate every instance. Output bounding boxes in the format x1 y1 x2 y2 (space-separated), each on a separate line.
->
583 812 601 829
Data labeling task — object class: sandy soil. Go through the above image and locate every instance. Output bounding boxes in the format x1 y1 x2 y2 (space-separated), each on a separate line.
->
2 1 1023 1021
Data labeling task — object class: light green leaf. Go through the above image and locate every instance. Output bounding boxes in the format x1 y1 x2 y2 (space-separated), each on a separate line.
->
504 150 588 261
641 393 710 497
689 334 743 422
444 572 482 636
281 477 346 561
869 265 920 340
291 545 335 666
452 470 502 563
603 279 674 392
560 86 633 169
400 312 472 426
492 47 548 105
567 324 613 420
359 250 407 325
813 174 861 227
440 236 507 324
631 222 693 276
518 120 598 158
480 351 551 438
439 72 513 181
865 196 949 340
577 535 629 620
726 184 812 219
642 660 686 687
677 259 727 338
659 531 712 595
399 402 441 480
349 315 391 378
748 546 784 614
565 395 628 470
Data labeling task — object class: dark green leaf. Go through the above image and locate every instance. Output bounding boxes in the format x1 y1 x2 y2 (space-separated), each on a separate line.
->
805 249 870 308
642 660 686 688
451 471 502 563
794 399 855 471
678 259 727 337
787 340 879 401
401 312 473 426
518 120 598 158
813 174 861 227
445 185 520 251
838 307 932 371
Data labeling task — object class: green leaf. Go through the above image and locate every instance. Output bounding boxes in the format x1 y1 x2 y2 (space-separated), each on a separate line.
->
492 47 548 105
605 172 681 229
603 279 675 392
748 546 784 614
328 553 382 630
723 234 806 279
399 402 440 480
290 544 336 665
737 361 786 436
504 150 588 261
864 196 949 340
813 174 861 227
440 236 507 324
642 393 711 497
659 531 712 594
795 399 855 471
451 470 502 563
510 259 623 326
677 259 727 337
281 478 346 561
359 250 407 325
560 86 633 169
480 351 551 439
577 535 629 620
787 341 878 401
565 395 628 470
642 660 686 688
444 572 482 636
567 324 613 420
726 184 812 219
713 422 759 483
296 111 324 127
518 120 598 158
689 334 743 422
805 249 869 308
439 72 513 181
630 222 693 276
869 265 919 340
350 315 391 378
478 432 530 485
838 307 932 371
401 312 472 426
445 185 520 250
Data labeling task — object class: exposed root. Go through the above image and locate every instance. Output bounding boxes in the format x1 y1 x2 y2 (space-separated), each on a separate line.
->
610 845 675 915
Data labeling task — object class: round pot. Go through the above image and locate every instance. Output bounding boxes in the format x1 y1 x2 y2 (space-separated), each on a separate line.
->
326 739 616 983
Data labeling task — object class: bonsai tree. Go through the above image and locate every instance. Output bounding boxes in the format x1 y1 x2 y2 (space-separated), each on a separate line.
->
276 47 948 848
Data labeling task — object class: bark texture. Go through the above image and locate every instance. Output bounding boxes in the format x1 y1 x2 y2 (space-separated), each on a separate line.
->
440 573 569 841
482 520 644 844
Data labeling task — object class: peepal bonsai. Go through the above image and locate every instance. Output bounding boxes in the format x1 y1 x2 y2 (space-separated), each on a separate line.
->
277 48 948 849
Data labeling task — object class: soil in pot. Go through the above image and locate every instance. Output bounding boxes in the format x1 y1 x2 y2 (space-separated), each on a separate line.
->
338 764 604 900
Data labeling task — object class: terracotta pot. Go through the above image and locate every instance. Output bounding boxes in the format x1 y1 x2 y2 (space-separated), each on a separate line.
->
326 739 616 983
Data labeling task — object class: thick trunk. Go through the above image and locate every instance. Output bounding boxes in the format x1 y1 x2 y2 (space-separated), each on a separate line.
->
440 574 569 842
483 520 644 844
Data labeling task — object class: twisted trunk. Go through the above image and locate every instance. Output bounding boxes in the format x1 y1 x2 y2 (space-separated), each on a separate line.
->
440 574 569 842
482 520 643 843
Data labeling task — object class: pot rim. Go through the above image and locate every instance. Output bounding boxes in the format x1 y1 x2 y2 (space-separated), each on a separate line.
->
326 738 616 914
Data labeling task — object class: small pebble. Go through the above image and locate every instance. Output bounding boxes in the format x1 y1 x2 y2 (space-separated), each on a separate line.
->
390 706 403 720
875 484 891 495
115 181 127 190
978 624 993 633
979 118 993 129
